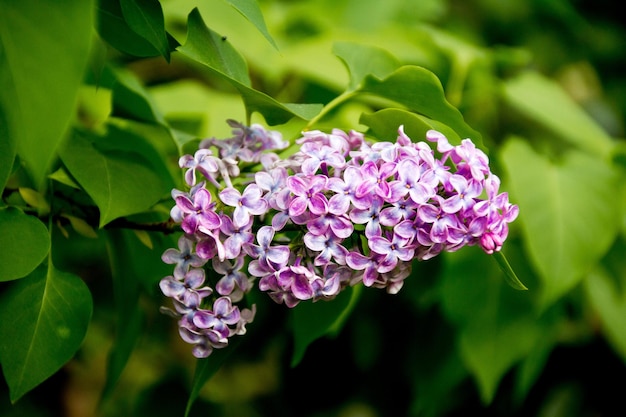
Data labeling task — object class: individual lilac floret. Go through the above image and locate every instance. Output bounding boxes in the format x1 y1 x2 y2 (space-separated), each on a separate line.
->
161 236 207 279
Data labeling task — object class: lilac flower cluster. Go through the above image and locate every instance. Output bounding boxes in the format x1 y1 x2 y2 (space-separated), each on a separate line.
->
160 120 518 357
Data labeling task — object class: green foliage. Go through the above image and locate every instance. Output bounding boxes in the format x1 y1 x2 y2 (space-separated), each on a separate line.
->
0 207 49 282
0 0 94 190
0 263 92 403
1 0 625 416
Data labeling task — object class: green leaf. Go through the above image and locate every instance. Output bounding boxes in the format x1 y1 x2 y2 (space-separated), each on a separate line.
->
100 229 145 403
333 41 400 91
0 263 93 403
223 0 278 50
96 0 160 58
0 100 16 190
178 8 251 86
0 0 94 189
500 137 621 308
178 8 322 125
0 207 50 282
290 286 359 367
59 130 167 227
492 251 528 291
359 66 482 145
584 264 626 362
184 338 242 417
119 0 170 61
360 108 463 145
439 246 539 404
108 66 167 125
502 71 614 159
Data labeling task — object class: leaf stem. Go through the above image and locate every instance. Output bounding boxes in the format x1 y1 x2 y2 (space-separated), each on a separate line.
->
305 90 357 130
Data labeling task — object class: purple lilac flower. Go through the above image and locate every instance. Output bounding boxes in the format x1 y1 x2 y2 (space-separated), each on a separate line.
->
300 141 346 176
174 186 222 235
160 120 520 358
349 195 385 238
161 236 207 279
212 257 251 302
179 148 220 187
303 231 348 266
246 226 290 271
368 231 415 273
286 175 329 216
219 184 269 227
219 215 254 259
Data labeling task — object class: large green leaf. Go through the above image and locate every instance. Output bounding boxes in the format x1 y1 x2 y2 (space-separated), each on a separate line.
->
59 129 167 227
584 237 626 362
223 0 278 50
359 66 482 145
500 137 621 308
96 0 161 58
439 246 539 404
290 286 359 367
177 8 322 125
119 0 170 61
0 263 93 403
100 229 145 403
333 41 400 91
0 79 16 190
502 72 615 159
0 207 49 282
360 108 462 145
0 0 93 190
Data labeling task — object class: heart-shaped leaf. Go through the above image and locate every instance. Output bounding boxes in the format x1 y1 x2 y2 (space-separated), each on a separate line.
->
503 72 614 159
0 263 93 402
500 137 621 308
0 207 50 282
359 66 482 145
333 41 400 91
59 130 167 227
120 0 170 61
360 108 462 145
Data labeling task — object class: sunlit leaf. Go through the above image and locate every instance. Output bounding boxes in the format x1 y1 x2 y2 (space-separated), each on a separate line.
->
359 66 482 145
333 41 400 91
360 108 462 145
290 286 359 367
223 0 278 50
59 130 167 227
0 0 94 189
0 263 92 402
503 72 614 158
178 8 322 125
0 207 50 282
500 137 621 308
120 0 170 61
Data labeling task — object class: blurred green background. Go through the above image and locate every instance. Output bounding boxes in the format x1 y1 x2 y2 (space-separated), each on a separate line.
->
1 0 625 416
